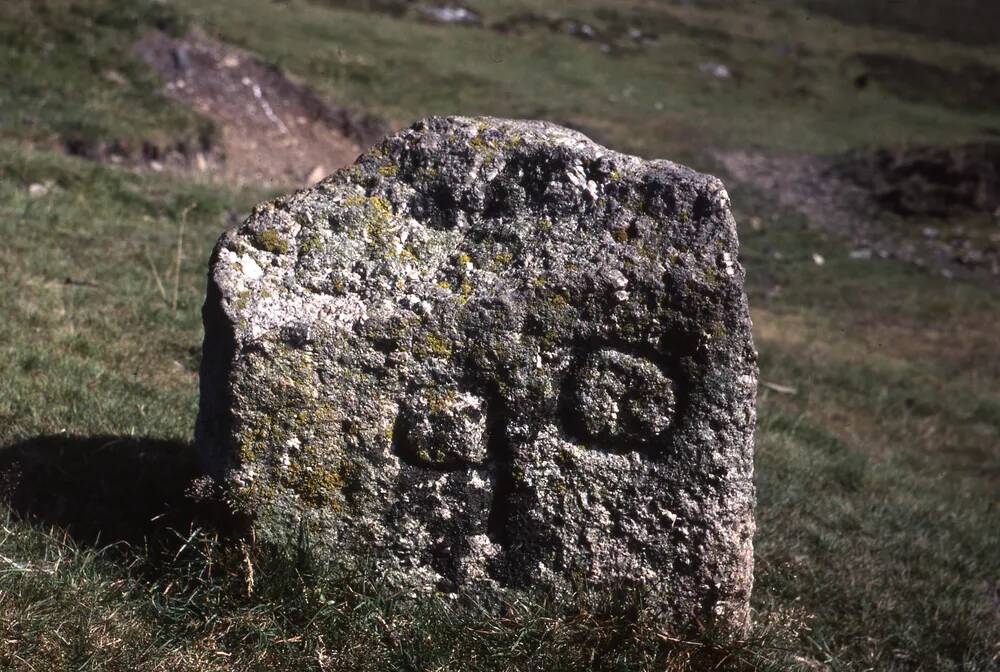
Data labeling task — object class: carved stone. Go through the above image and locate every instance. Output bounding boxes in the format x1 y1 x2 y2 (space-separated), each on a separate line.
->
197 116 757 633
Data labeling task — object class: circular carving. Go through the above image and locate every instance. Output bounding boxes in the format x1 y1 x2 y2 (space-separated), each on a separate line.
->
568 349 676 447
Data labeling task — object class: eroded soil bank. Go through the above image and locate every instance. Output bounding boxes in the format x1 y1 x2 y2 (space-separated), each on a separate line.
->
720 143 1000 286
134 30 386 188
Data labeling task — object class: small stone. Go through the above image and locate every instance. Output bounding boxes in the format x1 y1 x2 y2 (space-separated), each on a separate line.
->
699 62 732 79
416 4 482 25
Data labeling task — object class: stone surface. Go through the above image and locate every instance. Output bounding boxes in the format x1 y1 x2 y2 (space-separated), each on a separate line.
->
197 116 757 633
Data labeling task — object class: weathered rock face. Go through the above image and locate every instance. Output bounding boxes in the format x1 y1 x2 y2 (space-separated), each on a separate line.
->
197 116 757 633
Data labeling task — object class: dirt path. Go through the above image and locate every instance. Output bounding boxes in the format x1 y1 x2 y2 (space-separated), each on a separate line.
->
135 30 386 189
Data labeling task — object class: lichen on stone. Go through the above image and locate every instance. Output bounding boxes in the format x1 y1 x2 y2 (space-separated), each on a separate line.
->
253 228 289 254
197 116 757 636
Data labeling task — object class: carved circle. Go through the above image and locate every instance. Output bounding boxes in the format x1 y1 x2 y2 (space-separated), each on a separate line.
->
567 348 676 447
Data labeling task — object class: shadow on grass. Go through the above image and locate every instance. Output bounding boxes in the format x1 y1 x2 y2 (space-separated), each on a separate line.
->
0 434 225 547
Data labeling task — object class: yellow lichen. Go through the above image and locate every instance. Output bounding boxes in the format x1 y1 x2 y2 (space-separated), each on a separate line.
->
491 251 513 270
459 279 473 303
423 333 452 358
234 290 251 311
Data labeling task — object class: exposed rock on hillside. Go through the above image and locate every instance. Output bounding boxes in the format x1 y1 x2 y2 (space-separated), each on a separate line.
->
136 30 386 187
720 144 1000 282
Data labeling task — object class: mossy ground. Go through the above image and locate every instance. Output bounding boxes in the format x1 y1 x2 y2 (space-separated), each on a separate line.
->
0 1 997 670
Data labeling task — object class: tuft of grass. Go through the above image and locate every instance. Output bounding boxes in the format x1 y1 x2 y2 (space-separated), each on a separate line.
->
0 517 804 671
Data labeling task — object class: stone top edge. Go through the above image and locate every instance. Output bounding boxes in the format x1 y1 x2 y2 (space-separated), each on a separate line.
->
392 115 719 186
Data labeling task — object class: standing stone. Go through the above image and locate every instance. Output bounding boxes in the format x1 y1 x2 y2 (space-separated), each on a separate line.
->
197 116 757 633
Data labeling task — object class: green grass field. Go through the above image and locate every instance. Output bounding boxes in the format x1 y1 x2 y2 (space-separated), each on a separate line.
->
1 1 997 669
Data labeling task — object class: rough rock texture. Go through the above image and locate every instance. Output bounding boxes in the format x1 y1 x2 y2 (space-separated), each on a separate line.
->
197 116 757 633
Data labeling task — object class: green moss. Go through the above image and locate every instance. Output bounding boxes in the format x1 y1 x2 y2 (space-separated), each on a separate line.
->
503 133 524 149
300 233 324 254
468 127 522 160
548 292 569 308
253 228 289 254
511 463 527 485
236 413 289 464
285 462 345 509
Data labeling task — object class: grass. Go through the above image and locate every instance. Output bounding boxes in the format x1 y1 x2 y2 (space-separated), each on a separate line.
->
0 517 801 671
0 0 998 669
175 0 1000 157
0 0 206 156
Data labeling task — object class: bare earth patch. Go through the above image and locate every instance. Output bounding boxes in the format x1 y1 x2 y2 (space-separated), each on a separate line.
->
135 30 386 188
719 146 1000 287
